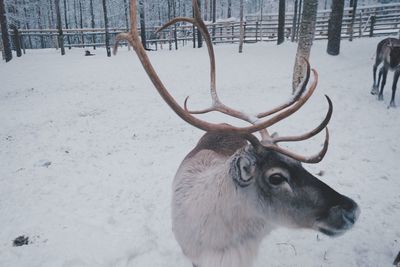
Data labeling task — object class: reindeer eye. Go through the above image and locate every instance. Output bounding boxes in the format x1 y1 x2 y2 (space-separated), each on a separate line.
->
269 173 287 185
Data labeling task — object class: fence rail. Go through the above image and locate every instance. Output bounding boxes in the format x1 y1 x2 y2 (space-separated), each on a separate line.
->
5 2 400 52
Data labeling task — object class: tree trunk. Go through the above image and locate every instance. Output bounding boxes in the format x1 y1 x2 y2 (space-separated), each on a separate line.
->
173 0 178 50
48 0 55 28
238 0 244 53
295 0 302 41
22 0 32 49
0 26 4 60
11 25 22 57
197 0 202 48
101 0 111 56
327 0 344 55
292 0 318 92
212 0 216 41
227 0 232 18
204 0 208 20
0 0 12 62
349 0 357 41
277 0 285 45
79 0 84 47
90 0 96 49
63 0 71 49
260 0 264 41
291 0 298 42
123 0 129 31
55 0 65 55
139 0 146 49
37 5 45 48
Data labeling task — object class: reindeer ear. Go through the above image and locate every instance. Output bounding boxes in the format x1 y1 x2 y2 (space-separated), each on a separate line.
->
232 152 257 187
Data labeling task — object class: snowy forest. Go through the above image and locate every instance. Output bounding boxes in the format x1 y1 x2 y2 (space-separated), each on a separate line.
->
1 0 400 266
1 0 390 31
0 0 397 52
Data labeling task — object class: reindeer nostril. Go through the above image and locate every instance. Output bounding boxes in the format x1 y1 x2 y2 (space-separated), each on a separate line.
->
340 199 359 225
339 196 357 212
343 211 355 224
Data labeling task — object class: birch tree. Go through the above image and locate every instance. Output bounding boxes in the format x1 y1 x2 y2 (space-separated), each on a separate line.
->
292 0 318 92
0 0 12 62
238 0 244 53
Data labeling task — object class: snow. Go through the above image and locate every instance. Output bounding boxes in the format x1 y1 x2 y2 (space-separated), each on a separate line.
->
1 37 399 267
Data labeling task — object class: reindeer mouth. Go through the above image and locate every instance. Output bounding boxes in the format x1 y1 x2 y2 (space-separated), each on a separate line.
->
314 203 360 237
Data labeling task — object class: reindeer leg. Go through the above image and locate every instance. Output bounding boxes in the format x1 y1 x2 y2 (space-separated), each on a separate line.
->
389 70 399 108
378 67 388 101
371 55 382 94
377 66 384 88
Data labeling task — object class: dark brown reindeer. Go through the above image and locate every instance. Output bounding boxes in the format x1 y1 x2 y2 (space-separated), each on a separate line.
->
114 1 360 266
371 37 400 107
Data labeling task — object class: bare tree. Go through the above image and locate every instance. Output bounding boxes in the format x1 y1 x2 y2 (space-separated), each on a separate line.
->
211 0 216 40
63 0 71 49
0 0 12 62
102 0 111 56
36 4 44 48
277 0 285 45
292 0 318 92
197 0 202 48
227 0 232 18
89 0 96 49
327 0 344 55
55 0 65 55
349 0 358 41
291 0 298 42
138 0 146 49
238 0 244 53
204 0 208 20
295 0 302 41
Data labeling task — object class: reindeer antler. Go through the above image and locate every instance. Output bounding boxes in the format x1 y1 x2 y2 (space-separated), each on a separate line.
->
114 0 332 164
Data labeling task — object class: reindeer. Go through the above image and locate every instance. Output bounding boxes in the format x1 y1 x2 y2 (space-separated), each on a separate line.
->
114 1 360 266
371 37 400 107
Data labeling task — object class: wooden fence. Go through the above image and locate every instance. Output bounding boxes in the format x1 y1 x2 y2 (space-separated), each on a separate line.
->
6 2 400 53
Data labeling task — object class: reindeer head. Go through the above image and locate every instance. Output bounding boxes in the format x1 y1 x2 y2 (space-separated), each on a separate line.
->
230 142 359 236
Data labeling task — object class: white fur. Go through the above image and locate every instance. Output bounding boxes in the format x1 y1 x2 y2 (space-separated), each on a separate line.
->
172 150 273 267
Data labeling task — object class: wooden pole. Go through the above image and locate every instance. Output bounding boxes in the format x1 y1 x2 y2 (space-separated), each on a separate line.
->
11 25 22 57
349 0 357 41
101 0 111 57
55 0 65 55
369 15 375 37
0 0 12 61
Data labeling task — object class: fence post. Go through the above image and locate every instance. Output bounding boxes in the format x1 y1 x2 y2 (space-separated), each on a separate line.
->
20 34 25 54
231 25 234 43
358 12 362 37
369 15 375 37
10 25 22 57
255 21 259 42
243 21 247 43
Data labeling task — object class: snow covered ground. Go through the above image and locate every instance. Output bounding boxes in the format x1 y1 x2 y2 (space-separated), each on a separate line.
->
0 36 399 267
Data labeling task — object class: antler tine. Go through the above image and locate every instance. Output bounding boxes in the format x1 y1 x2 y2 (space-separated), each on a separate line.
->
113 33 131 55
257 58 310 119
272 95 333 143
242 128 330 164
266 128 330 163
155 17 196 34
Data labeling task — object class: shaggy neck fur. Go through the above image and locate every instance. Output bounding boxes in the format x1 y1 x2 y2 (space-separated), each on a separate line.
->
172 149 273 267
